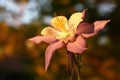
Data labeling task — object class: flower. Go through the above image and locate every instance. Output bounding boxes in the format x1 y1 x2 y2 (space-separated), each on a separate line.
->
29 10 110 71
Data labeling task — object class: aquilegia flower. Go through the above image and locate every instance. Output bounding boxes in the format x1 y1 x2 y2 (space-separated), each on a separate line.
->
29 10 110 71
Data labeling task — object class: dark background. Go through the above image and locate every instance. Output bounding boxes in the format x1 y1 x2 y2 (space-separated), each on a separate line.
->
0 0 120 80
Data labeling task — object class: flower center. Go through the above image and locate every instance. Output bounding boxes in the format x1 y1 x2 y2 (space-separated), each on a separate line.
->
56 28 76 43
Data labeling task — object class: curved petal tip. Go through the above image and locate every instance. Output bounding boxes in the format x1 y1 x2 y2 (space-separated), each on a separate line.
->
45 40 64 71
29 36 57 44
82 20 110 38
82 9 87 19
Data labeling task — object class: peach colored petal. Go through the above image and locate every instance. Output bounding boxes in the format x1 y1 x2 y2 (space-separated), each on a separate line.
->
67 35 87 54
45 40 64 71
41 27 60 37
50 16 68 31
76 22 94 35
82 20 110 38
29 36 57 44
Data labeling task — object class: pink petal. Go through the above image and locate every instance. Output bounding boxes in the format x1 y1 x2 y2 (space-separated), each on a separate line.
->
29 36 57 44
67 35 87 54
82 9 87 19
82 20 110 38
76 22 94 35
45 40 64 71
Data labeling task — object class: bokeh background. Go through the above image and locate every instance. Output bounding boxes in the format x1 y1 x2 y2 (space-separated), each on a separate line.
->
0 0 120 80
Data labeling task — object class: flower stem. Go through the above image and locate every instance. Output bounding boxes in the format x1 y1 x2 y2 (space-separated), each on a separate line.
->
77 54 81 80
67 51 74 80
67 51 82 80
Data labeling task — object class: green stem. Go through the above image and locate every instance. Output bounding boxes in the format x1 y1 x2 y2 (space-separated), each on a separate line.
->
67 50 82 80
67 51 74 80
77 54 81 80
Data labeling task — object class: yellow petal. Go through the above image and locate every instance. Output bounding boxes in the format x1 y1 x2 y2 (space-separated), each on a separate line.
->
68 12 83 29
41 27 60 37
50 16 68 31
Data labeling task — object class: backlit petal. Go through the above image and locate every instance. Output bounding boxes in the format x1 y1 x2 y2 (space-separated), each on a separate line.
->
82 20 110 38
29 36 57 44
82 9 87 19
67 35 87 54
50 16 68 31
69 12 83 29
41 27 60 37
45 40 64 71
76 22 94 35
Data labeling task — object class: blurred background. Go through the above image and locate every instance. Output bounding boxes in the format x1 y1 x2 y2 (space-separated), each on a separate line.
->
0 0 120 80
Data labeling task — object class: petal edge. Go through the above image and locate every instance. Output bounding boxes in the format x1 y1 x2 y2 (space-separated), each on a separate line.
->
29 36 57 44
